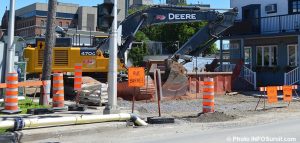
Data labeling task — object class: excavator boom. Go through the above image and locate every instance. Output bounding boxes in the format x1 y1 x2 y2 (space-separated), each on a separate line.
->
104 5 238 97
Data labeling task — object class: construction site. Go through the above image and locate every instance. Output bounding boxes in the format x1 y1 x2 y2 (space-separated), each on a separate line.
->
0 0 300 143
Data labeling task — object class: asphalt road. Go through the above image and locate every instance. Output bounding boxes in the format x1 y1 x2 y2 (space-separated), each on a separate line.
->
30 117 300 143
137 117 300 143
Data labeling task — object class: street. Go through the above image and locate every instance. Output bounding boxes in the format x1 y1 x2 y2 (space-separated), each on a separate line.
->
138 117 300 143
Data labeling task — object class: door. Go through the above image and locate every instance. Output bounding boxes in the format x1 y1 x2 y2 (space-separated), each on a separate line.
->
242 4 261 33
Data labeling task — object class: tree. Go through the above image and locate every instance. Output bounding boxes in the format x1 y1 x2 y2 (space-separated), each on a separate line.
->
128 31 149 66
40 0 57 105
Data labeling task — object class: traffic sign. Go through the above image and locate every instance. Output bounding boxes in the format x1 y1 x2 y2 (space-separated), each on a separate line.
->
267 86 278 103
128 67 145 87
283 86 293 102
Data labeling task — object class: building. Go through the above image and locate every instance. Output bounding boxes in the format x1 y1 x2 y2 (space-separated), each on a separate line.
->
129 0 153 8
1 1 130 38
0 29 3 39
166 0 186 5
219 0 300 88
1 2 98 38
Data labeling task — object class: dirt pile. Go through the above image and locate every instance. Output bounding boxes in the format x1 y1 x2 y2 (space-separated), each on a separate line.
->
182 111 236 123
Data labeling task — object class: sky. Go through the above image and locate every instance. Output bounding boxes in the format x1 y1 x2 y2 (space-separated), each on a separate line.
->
0 0 230 20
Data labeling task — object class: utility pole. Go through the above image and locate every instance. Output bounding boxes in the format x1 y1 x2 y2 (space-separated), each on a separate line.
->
104 0 119 114
40 0 57 105
6 0 16 73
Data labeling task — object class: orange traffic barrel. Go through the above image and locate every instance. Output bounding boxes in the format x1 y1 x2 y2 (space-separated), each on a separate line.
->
202 77 214 113
2 72 21 114
74 63 82 91
52 73 67 110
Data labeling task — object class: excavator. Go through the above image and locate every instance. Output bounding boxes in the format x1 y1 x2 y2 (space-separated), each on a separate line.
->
24 5 237 97
117 5 238 96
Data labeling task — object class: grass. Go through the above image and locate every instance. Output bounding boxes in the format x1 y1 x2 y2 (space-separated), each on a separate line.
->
0 97 50 133
18 97 50 114
0 128 8 134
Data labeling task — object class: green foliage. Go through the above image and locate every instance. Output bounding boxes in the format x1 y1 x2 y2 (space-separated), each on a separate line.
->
128 31 150 66
127 6 217 57
142 22 210 53
204 43 218 55
19 97 50 114
135 31 149 42
128 44 148 66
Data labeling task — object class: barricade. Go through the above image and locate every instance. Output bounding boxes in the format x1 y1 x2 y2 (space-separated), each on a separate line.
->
255 85 298 110
0 75 49 114
202 77 214 113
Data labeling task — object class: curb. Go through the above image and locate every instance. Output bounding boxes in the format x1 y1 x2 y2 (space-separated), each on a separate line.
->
19 122 128 142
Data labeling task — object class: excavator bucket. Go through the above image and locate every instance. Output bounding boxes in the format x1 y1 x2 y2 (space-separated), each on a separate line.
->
161 61 189 97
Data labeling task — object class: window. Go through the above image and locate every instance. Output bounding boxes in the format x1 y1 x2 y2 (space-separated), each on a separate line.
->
59 21 63 27
289 0 300 13
244 47 252 65
66 22 70 27
256 46 278 66
288 45 297 66
41 20 45 26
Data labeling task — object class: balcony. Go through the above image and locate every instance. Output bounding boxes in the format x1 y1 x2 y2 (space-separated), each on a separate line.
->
225 13 300 36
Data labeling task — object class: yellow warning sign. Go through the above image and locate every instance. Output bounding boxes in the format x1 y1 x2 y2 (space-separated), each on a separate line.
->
37 41 45 49
128 67 145 87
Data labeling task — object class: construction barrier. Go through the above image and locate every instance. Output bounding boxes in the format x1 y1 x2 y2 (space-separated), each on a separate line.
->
74 63 82 91
2 72 21 114
255 85 298 110
52 73 66 110
0 75 49 113
202 77 214 113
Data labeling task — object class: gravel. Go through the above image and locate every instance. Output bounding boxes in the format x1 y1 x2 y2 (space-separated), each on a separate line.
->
118 93 300 123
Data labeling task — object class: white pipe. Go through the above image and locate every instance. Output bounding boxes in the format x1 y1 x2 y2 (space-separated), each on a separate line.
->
0 113 147 131
6 0 16 73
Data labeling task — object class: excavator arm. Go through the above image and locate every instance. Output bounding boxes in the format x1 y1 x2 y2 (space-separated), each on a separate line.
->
118 5 238 62
100 5 238 97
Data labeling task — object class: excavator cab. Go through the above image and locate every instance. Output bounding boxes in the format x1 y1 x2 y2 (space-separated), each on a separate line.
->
93 36 108 47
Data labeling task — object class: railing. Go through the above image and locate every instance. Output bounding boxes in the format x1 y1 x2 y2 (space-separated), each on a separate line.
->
225 13 300 36
261 14 300 34
242 66 257 90
284 67 300 85
214 64 236 72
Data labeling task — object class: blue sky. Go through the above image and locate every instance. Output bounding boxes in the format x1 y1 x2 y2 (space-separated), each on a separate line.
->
0 0 230 19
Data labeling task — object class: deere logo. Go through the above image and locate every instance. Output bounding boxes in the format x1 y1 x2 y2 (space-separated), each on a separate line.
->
156 15 166 20
168 13 197 20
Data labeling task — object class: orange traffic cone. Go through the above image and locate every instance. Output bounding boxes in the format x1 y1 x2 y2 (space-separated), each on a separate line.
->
52 73 68 111
2 72 21 114
202 77 214 113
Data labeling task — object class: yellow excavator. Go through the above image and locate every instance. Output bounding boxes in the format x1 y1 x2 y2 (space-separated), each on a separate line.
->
24 36 125 79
